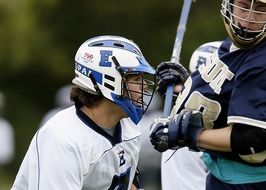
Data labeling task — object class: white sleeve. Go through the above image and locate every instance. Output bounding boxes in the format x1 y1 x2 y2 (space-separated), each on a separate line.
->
12 128 90 190
36 129 89 190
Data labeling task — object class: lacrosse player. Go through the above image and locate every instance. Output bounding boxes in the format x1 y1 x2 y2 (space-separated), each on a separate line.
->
39 84 73 127
0 91 15 166
150 0 266 189
12 35 155 190
159 41 222 190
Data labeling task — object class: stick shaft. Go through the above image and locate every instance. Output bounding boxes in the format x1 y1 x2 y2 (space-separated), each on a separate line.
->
171 0 193 64
163 0 193 117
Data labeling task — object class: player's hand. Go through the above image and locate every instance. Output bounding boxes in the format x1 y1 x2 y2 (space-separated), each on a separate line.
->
149 116 179 152
149 110 205 152
156 61 189 100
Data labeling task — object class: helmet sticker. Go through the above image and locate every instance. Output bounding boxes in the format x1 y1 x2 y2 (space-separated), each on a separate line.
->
99 50 113 67
82 52 94 63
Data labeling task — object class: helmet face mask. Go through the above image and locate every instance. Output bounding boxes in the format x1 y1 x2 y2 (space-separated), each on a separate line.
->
122 73 155 109
221 0 266 48
72 35 155 124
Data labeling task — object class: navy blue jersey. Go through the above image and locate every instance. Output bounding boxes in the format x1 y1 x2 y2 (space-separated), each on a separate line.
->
171 38 266 165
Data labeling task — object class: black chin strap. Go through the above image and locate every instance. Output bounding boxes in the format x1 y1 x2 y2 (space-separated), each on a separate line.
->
89 73 103 96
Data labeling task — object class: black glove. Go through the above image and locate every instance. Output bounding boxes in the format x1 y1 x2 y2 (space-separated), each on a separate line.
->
149 110 204 152
156 61 189 100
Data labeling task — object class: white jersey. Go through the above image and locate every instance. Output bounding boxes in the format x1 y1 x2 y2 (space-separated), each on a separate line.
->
161 148 208 190
12 106 141 190
0 118 15 165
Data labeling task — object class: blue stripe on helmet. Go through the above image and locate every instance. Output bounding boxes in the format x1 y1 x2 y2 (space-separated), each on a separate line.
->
75 62 103 84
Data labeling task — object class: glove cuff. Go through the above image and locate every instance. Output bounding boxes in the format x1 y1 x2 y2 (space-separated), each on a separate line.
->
188 126 205 152
182 111 205 151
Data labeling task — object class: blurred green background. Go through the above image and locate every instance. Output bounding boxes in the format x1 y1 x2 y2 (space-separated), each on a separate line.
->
0 0 226 189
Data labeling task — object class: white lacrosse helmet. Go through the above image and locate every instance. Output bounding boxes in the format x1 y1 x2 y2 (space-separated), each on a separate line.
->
189 41 222 73
72 35 155 124
221 0 266 48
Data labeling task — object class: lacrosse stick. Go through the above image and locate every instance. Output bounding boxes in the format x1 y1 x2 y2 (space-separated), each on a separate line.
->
163 0 193 117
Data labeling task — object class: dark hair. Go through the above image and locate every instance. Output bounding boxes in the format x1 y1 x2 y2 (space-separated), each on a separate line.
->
70 85 103 108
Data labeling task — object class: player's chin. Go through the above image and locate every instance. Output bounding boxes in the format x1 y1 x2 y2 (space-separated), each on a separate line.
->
133 98 143 107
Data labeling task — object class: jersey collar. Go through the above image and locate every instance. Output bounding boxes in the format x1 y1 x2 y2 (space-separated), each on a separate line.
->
75 105 122 146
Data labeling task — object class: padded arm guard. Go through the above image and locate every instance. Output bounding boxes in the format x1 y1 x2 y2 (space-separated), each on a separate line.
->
231 124 266 164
